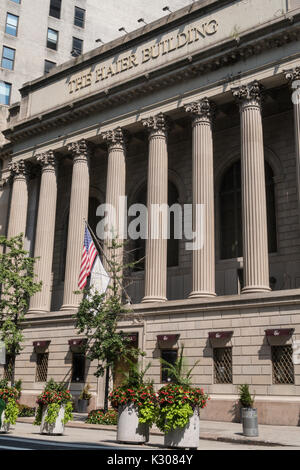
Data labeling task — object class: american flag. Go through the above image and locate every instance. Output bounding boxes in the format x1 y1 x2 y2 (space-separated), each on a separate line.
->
78 227 98 290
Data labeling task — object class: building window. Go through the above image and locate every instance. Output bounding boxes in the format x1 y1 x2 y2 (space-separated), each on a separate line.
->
0 82 12 105
220 161 277 260
44 59 56 74
3 355 15 382
35 353 49 382
72 37 83 56
272 345 294 385
213 347 233 384
47 28 58 50
2 46 15 70
133 181 180 271
161 349 178 383
5 13 19 37
74 7 85 28
71 353 86 383
49 0 62 19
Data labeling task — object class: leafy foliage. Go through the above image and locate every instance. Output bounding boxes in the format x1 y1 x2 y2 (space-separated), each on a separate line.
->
17 404 36 417
34 379 73 426
79 383 92 401
0 234 42 357
4 398 19 425
160 345 200 387
0 385 19 402
239 384 255 409
86 409 118 425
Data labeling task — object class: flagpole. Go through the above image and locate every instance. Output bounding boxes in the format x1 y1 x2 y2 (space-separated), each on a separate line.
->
84 219 133 305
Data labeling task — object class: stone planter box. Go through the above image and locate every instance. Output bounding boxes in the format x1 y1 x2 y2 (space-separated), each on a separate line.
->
40 405 65 435
0 409 10 434
77 399 89 413
164 408 200 449
241 408 258 437
117 404 149 444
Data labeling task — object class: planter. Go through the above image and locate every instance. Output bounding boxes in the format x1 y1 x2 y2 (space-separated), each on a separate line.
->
0 409 10 434
241 408 258 437
77 399 89 413
40 405 65 435
164 408 200 449
117 404 149 444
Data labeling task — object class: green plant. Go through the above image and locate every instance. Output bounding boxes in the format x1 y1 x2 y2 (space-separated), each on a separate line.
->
157 346 209 432
239 384 255 409
79 383 92 401
14 379 22 399
34 379 73 426
0 234 42 372
86 409 118 425
0 379 8 389
17 404 36 417
0 385 19 427
3 398 19 425
160 345 200 387
156 384 209 433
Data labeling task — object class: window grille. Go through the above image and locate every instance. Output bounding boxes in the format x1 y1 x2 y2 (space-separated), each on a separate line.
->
214 347 233 384
3 355 15 381
272 346 294 385
35 353 49 382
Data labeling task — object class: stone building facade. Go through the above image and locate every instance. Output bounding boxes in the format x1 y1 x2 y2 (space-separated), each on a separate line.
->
1 0 300 425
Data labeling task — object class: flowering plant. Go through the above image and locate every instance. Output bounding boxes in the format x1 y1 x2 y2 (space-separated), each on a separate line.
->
0 385 19 427
156 384 209 432
0 386 19 403
34 379 73 426
109 384 158 426
86 408 118 425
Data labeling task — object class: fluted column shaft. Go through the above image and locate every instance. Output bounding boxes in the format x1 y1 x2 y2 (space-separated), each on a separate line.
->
62 140 90 310
102 128 127 282
233 81 270 293
185 99 216 298
7 160 29 240
29 151 57 313
142 113 168 303
285 67 300 214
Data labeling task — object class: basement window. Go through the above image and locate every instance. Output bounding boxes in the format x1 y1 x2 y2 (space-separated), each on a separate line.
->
272 345 294 385
35 353 49 383
213 347 233 384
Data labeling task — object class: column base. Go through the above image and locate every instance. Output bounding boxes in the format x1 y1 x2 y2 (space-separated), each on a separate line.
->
188 291 216 299
27 308 49 315
242 286 271 294
141 296 167 304
60 304 80 312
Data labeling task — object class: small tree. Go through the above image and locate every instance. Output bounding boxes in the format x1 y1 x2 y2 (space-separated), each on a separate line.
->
75 238 141 413
0 234 42 381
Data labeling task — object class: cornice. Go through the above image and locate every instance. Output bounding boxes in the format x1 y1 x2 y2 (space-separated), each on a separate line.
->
4 13 300 144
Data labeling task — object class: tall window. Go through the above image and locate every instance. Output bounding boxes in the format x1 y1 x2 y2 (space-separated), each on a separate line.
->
0 82 12 105
47 28 58 50
2 46 15 70
44 59 56 74
49 0 62 19
3 355 15 382
272 346 294 385
72 353 85 383
35 353 49 382
74 7 85 28
5 13 19 36
161 349 178 383
72 37 83 56
213 347 233 384
220 160 277 260
133 181 180 270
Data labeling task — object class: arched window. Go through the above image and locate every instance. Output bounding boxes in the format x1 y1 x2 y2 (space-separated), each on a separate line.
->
133 181 180 270
220 160 277 260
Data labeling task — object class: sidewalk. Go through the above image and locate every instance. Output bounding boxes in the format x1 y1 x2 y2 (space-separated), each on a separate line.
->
17 414 300 448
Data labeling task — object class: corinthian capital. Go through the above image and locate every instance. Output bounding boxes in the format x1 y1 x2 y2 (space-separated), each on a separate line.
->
184 98 215 123
36 150 57 170
101 127 127 151
143 113 170 136
284 67 300 87
8 160 28 180
232 80 263 106
68 139 90 162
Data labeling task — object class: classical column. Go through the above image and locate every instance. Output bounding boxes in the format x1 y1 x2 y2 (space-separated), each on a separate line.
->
185 98 216 298
61 139 90 310
7 160 29 240
232 81 271 293
29 151 58 313
285 67 300 212
142 113 169 303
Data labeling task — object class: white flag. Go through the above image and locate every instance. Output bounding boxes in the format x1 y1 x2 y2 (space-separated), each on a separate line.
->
89 255 110 296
